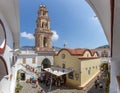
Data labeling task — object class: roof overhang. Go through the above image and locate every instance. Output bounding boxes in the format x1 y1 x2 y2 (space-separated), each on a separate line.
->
86 0 111 47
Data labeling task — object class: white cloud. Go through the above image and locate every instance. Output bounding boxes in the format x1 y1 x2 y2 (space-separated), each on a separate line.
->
21 31 59 41
21 31 34 39
52 30 59 41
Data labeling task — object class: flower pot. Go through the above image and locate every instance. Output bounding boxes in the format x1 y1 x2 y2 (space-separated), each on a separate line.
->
15 90 19 93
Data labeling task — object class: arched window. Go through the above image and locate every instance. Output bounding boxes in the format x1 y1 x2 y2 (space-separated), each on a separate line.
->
43 11 46 16
62 63 65 68
88 70 90 75
43 37 47 47
42 22 44 28
42 22 47 28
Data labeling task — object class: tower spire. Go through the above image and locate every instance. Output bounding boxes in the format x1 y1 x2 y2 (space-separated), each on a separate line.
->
34 5 54 52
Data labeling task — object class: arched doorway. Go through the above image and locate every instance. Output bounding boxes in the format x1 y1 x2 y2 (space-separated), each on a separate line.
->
41 58 51 69
21 73 25 81
0 56 8 80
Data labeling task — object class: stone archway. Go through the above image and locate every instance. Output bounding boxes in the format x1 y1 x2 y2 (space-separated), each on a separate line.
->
41 58 51 69
0 56 8 80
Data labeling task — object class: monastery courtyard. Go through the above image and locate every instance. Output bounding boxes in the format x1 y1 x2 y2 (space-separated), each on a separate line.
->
16 4 108 93
19 70 107 93
19 82 84 93
19 78 105 93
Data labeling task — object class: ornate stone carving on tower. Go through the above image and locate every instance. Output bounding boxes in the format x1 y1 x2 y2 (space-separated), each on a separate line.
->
34 5 54 52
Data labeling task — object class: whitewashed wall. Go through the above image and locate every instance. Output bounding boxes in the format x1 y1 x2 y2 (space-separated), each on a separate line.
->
17 55 37 67
0 11 14 93
17 55 54 67
0 11 13 75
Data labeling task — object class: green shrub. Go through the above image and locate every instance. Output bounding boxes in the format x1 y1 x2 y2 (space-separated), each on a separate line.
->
17 70 21 82
15 83 23 91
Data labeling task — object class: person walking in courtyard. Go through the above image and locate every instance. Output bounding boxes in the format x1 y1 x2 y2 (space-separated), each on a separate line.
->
95 80 98 88
34 80 38 88
40 89 44 93
40 76 43 84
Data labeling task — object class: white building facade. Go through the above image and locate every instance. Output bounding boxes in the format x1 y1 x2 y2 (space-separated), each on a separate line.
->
17 47 54 71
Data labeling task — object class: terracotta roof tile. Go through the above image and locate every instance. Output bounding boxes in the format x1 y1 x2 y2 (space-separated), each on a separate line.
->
66 48 87 55
55 48 99 57
91 49 99 56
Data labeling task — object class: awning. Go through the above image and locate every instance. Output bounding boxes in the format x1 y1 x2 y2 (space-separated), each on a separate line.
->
44 67 73 76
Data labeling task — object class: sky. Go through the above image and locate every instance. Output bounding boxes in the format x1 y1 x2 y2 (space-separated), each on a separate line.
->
20 0 108 49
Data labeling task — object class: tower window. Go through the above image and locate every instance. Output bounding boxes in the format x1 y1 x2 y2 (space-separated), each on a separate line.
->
43 37 47 47
42 22 44 28
42 22 47 28
43 11 46 16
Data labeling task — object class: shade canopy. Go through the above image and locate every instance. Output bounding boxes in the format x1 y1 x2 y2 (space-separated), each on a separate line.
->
44 67 73 76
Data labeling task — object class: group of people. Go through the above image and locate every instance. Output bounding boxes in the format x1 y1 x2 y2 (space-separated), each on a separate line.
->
29 76 39 88
94 76 103 88
37 72 65 87
27 71 66 92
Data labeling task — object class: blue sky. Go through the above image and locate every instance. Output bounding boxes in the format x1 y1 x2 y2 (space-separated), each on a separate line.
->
20 0 108 49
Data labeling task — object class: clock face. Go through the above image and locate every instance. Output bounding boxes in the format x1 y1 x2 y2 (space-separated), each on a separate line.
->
61 54 65 59
0 19 6 54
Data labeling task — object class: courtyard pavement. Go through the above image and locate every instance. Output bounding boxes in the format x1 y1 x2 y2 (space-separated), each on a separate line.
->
87 78 106 93
19 82 86 93
19 64 108 93
19 75 107 93
87 71 108 93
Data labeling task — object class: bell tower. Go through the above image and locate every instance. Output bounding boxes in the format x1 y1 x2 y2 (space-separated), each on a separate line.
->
34 5 54 52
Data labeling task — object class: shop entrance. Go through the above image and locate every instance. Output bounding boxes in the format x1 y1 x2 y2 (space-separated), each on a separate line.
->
21 73 25 80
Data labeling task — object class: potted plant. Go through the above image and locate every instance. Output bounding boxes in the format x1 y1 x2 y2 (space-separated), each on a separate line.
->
15 83 23 93
17 70 21 82
37 88 40 93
